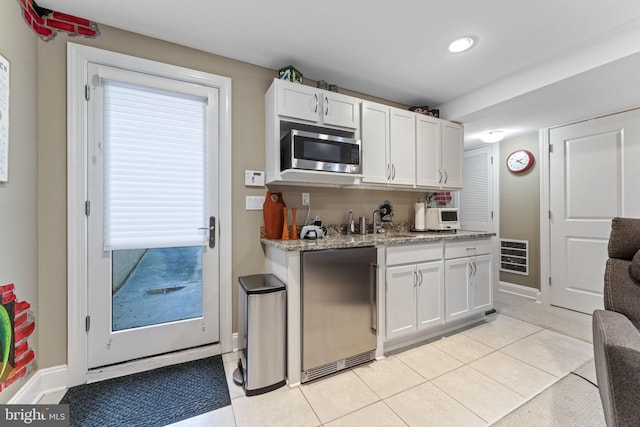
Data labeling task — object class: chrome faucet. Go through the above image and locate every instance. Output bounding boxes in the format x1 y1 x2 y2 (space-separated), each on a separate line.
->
372 209 381 234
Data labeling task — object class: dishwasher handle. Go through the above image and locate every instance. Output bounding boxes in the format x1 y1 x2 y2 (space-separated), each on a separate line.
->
370 263 378 336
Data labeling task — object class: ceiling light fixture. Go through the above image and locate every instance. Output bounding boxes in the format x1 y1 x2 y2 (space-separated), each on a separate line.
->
480 130 505 143
448 37 475 53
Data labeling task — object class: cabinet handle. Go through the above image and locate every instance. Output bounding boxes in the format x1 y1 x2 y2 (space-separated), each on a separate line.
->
314 94 318 113
413 271 418 287
392 164 396 180
325 96 329 115
418 270 424 287
387 164 391 180
438 170 443 184
444 170 448 184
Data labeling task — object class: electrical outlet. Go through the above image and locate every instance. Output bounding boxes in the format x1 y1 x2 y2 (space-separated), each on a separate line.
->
245 196 265 210
302 193 310 206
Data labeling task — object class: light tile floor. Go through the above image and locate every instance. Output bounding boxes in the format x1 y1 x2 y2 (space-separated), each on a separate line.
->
169 313 595 427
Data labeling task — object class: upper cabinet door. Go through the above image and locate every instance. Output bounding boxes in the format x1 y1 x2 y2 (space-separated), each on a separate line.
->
441 121 464 189
277 82 321 123
323 92 360 129
361 101 390 184
389 108 415 186
416 115 441 187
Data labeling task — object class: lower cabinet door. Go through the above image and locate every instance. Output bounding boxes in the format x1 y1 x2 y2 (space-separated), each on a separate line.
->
386 265 417 339
417 261 445 330
445 258 471 322
471 254 493 314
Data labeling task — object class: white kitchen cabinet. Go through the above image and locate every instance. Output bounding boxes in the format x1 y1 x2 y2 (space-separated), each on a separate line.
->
440 121 464 189
416 261 446 330
385 243 445 340
386 265 417 339
444 239 493 322
386 261 445 340
265 79 362 185
416 115 463 190
361 101 415 186
276 79 360 129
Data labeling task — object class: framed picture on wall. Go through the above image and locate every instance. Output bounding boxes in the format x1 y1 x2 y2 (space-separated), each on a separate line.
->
0 55 9 182
0 52 9 183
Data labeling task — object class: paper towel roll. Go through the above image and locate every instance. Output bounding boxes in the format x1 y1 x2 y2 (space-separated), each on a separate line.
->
414 202 425 230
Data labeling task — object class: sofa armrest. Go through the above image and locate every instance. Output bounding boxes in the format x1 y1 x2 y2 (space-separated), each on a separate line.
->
593 309 640 426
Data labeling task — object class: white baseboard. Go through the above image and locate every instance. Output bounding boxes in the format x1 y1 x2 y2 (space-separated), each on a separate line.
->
498 281 541 302
8 365 68 404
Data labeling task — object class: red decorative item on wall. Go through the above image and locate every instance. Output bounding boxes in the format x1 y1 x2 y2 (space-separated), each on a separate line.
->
0 283 36 393
17 0 100 41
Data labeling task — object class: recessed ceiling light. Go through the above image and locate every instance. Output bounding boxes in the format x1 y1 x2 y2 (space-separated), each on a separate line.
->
480 130 505 143
448 37 475 53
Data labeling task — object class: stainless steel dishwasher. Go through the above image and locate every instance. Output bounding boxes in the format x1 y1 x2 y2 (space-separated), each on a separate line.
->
301 247 377 382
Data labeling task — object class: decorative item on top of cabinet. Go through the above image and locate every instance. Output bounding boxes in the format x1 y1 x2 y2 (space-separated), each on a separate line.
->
263 191 286 239
278 65 303 84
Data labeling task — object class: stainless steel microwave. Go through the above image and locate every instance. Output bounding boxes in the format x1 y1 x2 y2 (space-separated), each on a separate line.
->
280 129 361 174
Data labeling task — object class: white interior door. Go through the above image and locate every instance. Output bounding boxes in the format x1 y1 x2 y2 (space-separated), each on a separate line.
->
549 109 640 314
86 64 220 368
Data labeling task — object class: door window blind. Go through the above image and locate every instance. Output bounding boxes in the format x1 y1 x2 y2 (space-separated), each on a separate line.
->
103 79 207 250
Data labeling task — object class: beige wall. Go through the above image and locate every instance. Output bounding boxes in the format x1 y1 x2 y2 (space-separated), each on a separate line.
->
36 24 423 368
0 1 39 402
499 134 540 289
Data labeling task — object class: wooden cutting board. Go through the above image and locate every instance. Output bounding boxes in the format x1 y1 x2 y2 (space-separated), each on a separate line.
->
263 191 286 239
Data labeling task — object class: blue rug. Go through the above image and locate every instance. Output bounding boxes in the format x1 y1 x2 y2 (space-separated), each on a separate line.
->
60 356 230 427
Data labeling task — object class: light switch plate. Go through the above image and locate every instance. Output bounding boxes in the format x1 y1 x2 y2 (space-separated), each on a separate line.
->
245 170 265 187
246 196 265 210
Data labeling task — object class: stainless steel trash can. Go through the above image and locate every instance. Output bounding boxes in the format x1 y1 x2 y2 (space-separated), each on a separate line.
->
234 274 286 396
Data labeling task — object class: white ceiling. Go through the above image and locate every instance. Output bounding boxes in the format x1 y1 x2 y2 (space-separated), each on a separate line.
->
40 0 640 146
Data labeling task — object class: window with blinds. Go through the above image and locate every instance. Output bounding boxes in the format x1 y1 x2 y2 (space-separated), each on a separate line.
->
103 79 208 251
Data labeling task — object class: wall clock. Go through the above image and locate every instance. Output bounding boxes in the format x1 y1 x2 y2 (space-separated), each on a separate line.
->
506 149 535 173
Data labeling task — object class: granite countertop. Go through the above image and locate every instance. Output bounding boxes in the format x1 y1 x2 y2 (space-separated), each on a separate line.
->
261 230 495 252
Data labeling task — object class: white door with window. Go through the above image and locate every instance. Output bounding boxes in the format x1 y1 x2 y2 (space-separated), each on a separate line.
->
86 64 220 368
549 108 640 314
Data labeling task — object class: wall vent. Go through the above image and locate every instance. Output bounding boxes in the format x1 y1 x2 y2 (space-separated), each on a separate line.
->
500 239 529 275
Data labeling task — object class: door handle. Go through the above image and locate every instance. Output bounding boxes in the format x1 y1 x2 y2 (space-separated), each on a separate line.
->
370 263 378 335
198 216 216 248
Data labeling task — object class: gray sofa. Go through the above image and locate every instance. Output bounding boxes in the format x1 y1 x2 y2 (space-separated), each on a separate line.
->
593 217 640 426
